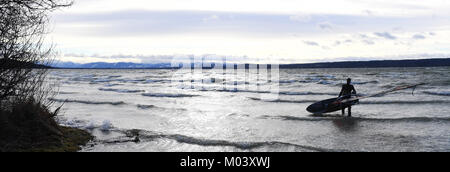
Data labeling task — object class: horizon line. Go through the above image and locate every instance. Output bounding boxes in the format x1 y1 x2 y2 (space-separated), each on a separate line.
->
50 58 450 69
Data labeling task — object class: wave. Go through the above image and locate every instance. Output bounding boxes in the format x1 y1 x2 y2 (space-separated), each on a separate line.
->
227 113 250 118
64 119 337 151
160 135 335 151
104 83 122 87
278 91 336 96
99 88 145 93
249 97 450 105
260 115 450 123
305 75 336 81
142 93 200 98
91 79 113 83
69 76 97 82
100 120 114 131
49 98 125 105
58 118 114 131
224 81 251 86
145 75 172 79
90 78 150 84
97 130 343 152
423 91 450 97
248 97 317 104
352 81 379 85
107 75 122 78
317 80 333 85
144 79 171 83
361 100 450 104
121 79 147 83
136 104 187 111
204 89 335 96
380 82 416 89
278 80 299 84
137 104 158 109
59 91 78 95
213 89 271 94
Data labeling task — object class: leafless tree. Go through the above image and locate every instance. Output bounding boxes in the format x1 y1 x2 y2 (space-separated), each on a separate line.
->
0 0 72 109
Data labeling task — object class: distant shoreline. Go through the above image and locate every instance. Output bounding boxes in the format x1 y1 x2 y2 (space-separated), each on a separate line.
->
51 58 450 69
279 58 450 69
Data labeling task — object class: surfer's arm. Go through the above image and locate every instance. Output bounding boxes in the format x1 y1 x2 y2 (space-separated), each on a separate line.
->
338 87 344 97
351 85 357 94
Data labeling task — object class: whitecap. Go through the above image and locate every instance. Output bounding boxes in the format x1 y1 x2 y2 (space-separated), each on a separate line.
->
99 88 145 93
141 93 199 98
101 120 113 131
423 91 450 96
49 98 125 106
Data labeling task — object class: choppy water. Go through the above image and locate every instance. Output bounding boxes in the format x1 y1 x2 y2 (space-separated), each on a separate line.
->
48 67 450 152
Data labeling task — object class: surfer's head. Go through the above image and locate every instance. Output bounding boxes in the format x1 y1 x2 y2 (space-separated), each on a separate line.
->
347 78 351 84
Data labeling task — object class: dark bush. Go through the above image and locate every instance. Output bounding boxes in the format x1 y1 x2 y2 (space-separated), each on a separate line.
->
0 99 93 152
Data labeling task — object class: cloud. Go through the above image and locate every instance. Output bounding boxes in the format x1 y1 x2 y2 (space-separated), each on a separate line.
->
363 10 374 16
318 22 333 30
65 0 450 18
202 14 220 22
356 34 375 45
334 41 341 46
321 46 331 50
52 9 449 38
310 53 450 63
52 10 329 37
303 41 320 46
60 53 254 64
374 32 397 40
333 39 353 46
60 52 450 64
362 40 375 45
289 14 311 22
49 2 450 63
359 34 369 38
412 34 426 39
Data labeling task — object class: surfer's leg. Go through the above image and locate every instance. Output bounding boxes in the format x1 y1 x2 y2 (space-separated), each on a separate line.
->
348 106 352 117
341 107 345 115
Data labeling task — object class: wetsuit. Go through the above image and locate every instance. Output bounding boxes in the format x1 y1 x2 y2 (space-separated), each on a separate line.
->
339 84 357 116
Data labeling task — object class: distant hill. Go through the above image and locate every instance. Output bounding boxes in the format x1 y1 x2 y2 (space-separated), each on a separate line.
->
52 58 450 69
280 58 450 68
53 62 172 69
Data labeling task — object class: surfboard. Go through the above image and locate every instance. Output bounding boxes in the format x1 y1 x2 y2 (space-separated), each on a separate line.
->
306 97 359 114
306 83 426 114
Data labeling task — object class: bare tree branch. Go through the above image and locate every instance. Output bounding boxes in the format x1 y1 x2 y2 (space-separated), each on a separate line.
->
1 0 72 108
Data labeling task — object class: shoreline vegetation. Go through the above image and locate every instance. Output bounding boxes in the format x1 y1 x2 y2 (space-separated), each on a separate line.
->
0 100 93 152
0 0 92 152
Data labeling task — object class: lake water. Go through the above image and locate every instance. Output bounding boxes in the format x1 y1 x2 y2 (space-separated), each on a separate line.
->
48 67 450 152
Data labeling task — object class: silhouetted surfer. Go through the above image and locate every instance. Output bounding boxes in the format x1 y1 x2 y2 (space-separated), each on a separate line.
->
338 78 357 117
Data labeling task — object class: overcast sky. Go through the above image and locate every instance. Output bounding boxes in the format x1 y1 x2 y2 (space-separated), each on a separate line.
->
49 0 450 64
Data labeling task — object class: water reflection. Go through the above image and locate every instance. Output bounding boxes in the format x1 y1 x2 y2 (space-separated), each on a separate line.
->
332 117 358 132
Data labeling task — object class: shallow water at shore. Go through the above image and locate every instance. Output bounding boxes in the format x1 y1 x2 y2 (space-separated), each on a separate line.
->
49 67 450 152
